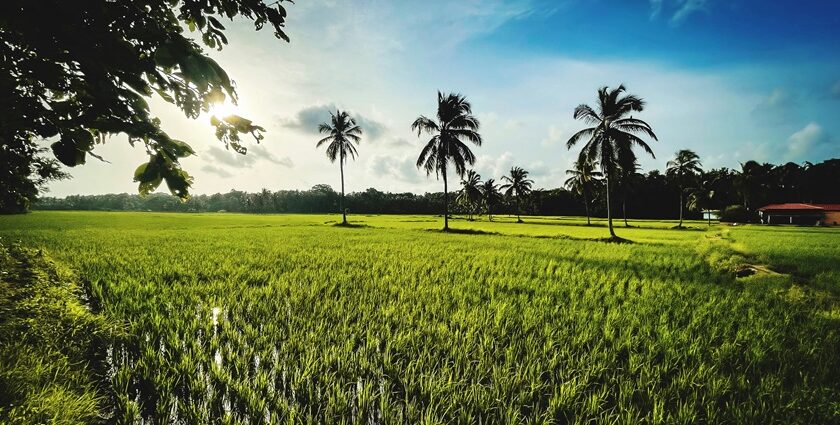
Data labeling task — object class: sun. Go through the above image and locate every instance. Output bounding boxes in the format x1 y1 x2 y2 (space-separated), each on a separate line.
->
207 100 240 119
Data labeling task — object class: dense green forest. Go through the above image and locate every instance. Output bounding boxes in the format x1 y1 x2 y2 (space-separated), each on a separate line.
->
35 159 840 221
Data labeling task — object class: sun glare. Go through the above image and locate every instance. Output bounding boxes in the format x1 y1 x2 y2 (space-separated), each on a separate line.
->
207 100 240 119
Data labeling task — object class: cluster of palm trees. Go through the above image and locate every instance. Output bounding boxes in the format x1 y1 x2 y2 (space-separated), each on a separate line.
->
565 148 706 230
316 85 662 238
456 166 534 224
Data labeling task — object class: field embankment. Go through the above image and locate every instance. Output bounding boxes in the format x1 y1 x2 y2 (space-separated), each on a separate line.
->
0 242 117 424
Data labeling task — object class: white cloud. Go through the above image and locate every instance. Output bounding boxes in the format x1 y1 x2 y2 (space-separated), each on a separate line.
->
761 88 791 108
475 151 514 181
280 103 386 140
672 0 709 25
368 154 424 184
201 165 235 178
649 0 711 26
250 145 294 168
540 124 567 147
478 112 500 127
785 122 827 161
649 0 664 18
503 119 524 131
751 88 798 125
205 146 258 168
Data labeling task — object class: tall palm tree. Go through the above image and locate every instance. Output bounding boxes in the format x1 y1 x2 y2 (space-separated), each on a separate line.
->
666 149 702 228
480 179 502 221
412 91 482 230
566 85 657 238
317 110 362 225
457 169 482 220
500 166 534 223
564 159 602 225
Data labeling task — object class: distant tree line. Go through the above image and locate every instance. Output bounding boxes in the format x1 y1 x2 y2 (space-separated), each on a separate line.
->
33 158 840 221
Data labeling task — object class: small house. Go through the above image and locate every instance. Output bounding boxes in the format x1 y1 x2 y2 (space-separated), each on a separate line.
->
758 203 840 226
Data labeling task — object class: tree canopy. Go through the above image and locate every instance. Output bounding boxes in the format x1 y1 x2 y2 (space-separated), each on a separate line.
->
0 0 292 213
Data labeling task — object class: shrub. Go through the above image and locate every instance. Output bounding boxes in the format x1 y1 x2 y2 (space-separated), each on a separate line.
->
719 204 751 222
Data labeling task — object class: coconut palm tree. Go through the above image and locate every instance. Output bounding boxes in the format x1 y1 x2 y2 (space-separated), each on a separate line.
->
564 159 602 225
500 166 534 223
566 85 657 238
666 149 702 228
457 169 482 220
316 110 362 225
480 179 502 221
412 91 482 230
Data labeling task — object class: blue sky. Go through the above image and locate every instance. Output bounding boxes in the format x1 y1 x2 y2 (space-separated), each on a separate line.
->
49 0 840 196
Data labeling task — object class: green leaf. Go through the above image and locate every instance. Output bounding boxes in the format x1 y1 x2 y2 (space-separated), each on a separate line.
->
164 139 196 159
163 168 193 199
51 139 84 166
153 44 177 68
134 160 163 196
138 176 163 196
51 129 95 166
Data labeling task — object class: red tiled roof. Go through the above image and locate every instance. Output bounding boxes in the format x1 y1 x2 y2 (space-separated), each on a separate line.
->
759 203 840 212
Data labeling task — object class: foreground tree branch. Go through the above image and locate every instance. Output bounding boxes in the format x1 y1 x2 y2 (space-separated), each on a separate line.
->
0 0 293 212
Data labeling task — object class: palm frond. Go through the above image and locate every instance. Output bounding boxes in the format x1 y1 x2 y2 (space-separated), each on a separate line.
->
573 104 601 125
416 137 439 175
325 141 339 162
411 116 439 136
614 130 656 159
614 120 658 141
566 127 596 149
316 135 333 148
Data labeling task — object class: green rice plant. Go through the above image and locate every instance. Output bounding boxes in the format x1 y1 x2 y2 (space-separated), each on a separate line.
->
0 212 838 423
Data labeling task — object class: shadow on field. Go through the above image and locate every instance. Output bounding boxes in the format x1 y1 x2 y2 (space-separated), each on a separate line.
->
594 236 635 244
427 226 643 244
331 222 371 228
670 225 706 231
430 228 501 236
503 219 687 233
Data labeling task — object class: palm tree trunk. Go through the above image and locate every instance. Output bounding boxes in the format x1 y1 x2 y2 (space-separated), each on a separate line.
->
584 187 590 225
443 166 449 230
678 190 683 228
340 154 346 224
623 197 628 227
516 198 522 223
606 176 616 238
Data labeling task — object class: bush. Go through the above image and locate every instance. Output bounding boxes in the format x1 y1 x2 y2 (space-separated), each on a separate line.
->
719 204 751 223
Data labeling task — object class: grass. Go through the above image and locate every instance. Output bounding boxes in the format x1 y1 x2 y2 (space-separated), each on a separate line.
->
1 211 838 423
0 241 116 424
